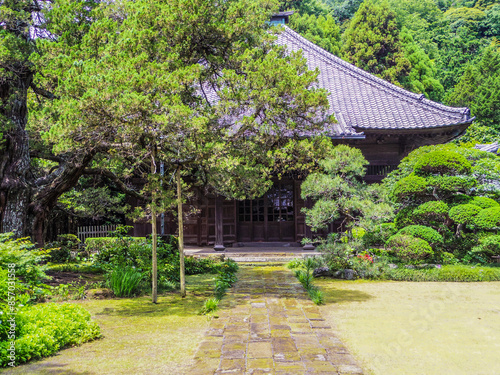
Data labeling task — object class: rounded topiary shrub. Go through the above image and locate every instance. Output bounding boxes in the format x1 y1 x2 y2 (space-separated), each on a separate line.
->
397 225 443 246
470 196 500 209
449 204 482 225
386 234 434 264
413 150 472 175
474 207 500 230
391 175 428 201
472 235 500 257
412 201 449 225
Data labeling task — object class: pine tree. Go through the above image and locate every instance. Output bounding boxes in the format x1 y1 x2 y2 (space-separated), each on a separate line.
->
342 0 411 86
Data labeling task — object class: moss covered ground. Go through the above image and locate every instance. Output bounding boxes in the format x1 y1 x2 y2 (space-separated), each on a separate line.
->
1 274 214 375
316 278 500 375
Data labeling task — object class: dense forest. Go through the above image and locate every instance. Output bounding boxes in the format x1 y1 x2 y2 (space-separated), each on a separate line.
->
285 0 500 143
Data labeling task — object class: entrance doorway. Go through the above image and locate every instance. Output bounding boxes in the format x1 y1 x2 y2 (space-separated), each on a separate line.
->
237 182 295 242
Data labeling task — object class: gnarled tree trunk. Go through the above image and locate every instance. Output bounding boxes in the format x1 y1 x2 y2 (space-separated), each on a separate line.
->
0 74 33 237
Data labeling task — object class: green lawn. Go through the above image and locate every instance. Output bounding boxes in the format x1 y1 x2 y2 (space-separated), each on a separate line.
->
316 278 500 375
1 274 215 375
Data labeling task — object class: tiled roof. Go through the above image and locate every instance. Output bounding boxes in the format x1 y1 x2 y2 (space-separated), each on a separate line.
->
475 141 499 154
276 26 473 134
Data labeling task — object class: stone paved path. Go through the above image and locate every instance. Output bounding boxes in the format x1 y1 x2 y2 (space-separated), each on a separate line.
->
188 265 364 375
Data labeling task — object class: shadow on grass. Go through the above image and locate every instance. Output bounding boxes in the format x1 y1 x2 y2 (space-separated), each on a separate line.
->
84 273 215 318
314 278 374 304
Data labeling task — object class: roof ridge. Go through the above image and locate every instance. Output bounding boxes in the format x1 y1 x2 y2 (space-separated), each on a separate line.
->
280 26 471 119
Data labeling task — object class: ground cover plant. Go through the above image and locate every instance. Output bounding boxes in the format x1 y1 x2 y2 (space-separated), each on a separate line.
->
0 234 101 367
2 273 215 375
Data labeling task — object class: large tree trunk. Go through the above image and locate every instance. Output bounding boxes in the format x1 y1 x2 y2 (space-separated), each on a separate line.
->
0 74 33 237
27 152 96 245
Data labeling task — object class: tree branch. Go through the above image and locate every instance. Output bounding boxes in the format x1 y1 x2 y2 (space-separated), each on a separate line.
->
84 168 146 201
30 82 58 100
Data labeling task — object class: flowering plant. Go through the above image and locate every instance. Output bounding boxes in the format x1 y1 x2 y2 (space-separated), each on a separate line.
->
357 252 374 263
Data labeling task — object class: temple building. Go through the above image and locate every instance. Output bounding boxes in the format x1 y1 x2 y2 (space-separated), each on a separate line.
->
130 14 473 248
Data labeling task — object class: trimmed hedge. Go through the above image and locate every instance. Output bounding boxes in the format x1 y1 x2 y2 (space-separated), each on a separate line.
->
412 201 449 224
386 265 500 282
392 175 428 200
0 303 101 366
386 235 434 264
474 207 500 230
470 196 500 209
449 204 482 225
413 150 472 175
397 225 443 246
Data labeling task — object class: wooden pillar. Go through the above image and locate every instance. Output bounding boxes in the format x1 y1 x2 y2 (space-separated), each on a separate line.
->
214 195 225 251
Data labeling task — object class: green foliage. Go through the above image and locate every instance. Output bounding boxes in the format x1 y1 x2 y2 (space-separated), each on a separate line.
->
449 204 483 225
470 196 500 209
385 264 500 282
413 150 472 175
447 45 500 130
292 257 323 305
0 303 101 367
343 0 411 86
386 235 434 264
412 201 449 227
472 235 500 257
199 298 219 315
107 267 143 297
397 225 443 246
399 27 444 101
363 223 398 246
46 234 81 263
474 207 500 229
318 241 355 271
58 186 127 222
301 145 393 232
308 288 324 305
289 13 341 55
213 259 239 300
391 175 428 201
0 233 48 286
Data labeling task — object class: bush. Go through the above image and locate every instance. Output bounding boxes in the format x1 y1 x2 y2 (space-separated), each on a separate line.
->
397 225 443 246
385 265 500 282
413 150 472 175
107 267 143 297
318 241 354 270
412 201 449 226
46 234 81 263
386 235 434 264
474 207 500 230
0 303 100 367
364 223 398 245
426 175 476 193
449 204 483 225
392 175 428 201
470 196 500 209
0 233 48 286
472 235 500 257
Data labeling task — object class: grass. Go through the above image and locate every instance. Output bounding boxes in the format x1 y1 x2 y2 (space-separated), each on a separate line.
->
315 278 500 375
2 273 215 375
386 264 500 281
